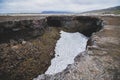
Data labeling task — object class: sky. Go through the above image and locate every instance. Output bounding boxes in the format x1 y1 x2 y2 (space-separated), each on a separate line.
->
0 0 120 13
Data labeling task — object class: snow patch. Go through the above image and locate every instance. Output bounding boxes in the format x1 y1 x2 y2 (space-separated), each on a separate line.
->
33 31 88 80
45 31 88 74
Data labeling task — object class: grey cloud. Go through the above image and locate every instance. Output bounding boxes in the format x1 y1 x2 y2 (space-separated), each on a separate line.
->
0 0 120 13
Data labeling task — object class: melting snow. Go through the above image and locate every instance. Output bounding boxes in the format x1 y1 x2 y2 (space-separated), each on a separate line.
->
45 31 88 74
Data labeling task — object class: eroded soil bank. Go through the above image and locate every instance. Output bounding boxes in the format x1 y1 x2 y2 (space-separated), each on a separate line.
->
0 15 104 80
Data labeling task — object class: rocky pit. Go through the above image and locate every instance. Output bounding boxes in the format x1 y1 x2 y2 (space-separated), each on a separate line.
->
0 15 120 80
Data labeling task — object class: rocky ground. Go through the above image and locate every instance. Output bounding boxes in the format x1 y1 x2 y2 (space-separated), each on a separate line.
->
0 26 62 80
34 16 120 80
0 15 119 80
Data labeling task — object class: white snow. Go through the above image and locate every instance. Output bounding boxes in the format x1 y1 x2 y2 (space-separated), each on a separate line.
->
45 31 88 74
33 31 88 80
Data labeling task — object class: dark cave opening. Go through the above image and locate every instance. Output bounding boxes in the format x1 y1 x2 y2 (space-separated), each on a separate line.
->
47 18 62 27
46 16 103 37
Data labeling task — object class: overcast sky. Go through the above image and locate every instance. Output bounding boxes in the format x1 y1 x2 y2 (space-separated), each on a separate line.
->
0 0 120 13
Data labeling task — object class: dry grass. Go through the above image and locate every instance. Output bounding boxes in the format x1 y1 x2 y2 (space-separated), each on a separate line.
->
0 27 62 80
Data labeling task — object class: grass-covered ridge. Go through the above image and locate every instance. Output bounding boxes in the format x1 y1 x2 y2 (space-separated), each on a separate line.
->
83 6 120 14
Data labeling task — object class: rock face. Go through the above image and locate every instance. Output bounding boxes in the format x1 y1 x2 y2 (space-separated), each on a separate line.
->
0 15 119 80
0 18 47 43
47 16 103 36
34 16 120 80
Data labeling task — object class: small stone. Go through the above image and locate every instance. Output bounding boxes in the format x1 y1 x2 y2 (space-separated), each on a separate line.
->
11 45 19 49
50 52 54 56
22 41 27 45
57 55 59 57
